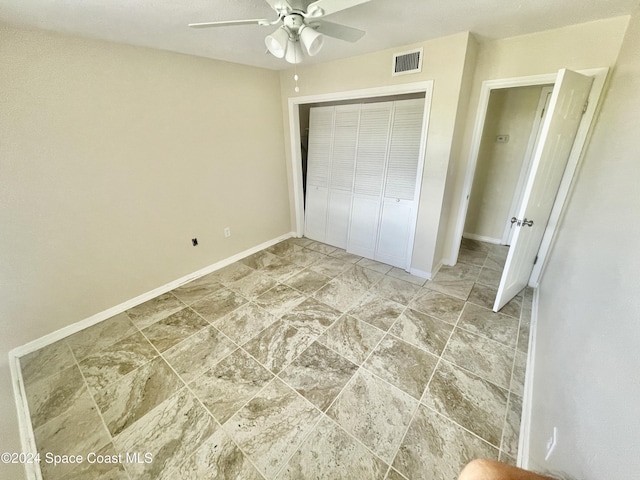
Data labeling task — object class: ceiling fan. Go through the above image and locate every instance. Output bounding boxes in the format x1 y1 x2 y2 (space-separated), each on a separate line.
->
189 0 371 64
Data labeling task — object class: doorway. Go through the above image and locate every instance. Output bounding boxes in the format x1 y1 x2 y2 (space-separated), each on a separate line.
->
452 68 609 311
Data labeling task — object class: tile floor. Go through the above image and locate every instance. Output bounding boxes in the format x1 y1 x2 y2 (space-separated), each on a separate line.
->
20 237 531 480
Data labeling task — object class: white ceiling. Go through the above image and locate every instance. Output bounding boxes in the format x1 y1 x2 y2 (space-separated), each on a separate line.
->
1 0 638 70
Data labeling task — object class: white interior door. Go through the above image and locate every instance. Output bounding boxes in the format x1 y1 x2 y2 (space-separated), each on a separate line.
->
493 69 593 312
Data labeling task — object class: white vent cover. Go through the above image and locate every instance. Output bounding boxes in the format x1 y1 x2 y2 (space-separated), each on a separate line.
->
392 48 423 76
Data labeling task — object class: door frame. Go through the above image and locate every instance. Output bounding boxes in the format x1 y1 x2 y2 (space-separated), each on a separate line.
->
451 68 608 286
288 81 433 270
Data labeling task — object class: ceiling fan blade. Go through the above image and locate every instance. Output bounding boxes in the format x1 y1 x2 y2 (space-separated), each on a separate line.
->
306 0 370 17
312 20 365 42
189 19 271 28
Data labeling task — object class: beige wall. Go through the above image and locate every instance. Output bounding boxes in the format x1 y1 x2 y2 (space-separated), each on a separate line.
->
0 23 288 470
529 8 640 479
443 16 630 263
465 85 544 241
279 32 475 275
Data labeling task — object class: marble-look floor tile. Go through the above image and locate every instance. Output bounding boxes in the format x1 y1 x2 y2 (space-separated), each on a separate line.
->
387 267 427 286
467 284 523 318
477 266 503 289
356 257 393 274
284 268 330 295
426 263 480 300
190 287 248 323
255 284 306 318
242 320 315 374
312 278 369 313
501 393 523 458
20 339 76 387
364 335 438 400
305 241 338 255
389 308 453 356
286 248 326 268
499 451 517 466
79 331 158 393
280 297 341 336
277 416 388 480
24 365 86 429
368 276 421 305
95 356 184 436
317 315 385 365
266 241 303 258
114 388 217 480
227 270 278 300
408 289 465 325
213 302 278 346
385 468 409 480
392 405 498 480
126 292 185 330
213 262 255 285
309 256 352 278
510 351 527 397
518 321 531 353
328 248 362 263
461 238 492 252
289 237 315 247
65 443 129 480
169 427 264 480
422 361 509 447
171 273 225 305
66 312 137 362
162 325 236 384
225 378 320 479
443 328 515 390
457 248 488 267
35 391 111 480
241 250 282 270
279 342 358 411
142 307 209 353
347 292 406 331
457 302 519 347
262 257 304 282
189 348 273 424
338 264 384 291
327 368 417 463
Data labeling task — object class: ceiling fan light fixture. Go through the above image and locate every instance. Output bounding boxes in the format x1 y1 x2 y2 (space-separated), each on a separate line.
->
285 39 303 64
265 27 289 58
299 25 324 56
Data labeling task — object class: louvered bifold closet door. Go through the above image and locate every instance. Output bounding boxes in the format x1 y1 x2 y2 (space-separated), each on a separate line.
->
326 105 359 248
347 102 393 258
304 106 334 242
376 98 425 267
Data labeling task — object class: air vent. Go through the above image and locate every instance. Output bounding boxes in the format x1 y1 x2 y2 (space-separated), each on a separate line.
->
392 48 423 76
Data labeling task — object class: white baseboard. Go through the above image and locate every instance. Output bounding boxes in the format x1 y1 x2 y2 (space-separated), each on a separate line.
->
8 231 296 480
409 264 438 280
463 232 503 245
518 287 539 469
9 232 295 360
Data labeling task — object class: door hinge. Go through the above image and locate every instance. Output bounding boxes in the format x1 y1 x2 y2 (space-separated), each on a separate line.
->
533 255 538 265
582 100 589 114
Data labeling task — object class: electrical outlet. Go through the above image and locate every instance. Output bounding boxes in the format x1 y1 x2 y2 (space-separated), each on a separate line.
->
545 427 557 461
191 238 198 246
224 227 231 238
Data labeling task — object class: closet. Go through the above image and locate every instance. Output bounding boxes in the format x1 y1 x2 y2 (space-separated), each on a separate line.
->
304 97 425 269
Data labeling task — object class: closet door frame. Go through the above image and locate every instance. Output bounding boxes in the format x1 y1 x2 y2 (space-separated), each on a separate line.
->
289 81 433 271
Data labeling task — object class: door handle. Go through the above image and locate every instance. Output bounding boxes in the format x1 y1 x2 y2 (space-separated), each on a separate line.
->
511 217 534 227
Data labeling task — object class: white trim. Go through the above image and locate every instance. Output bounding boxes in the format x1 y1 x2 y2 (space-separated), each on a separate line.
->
462 232 502 245
9 231 294 358
288 81 434 272
9 353 41 480
518 287 540 469
410 262 440 280
451 68 609 280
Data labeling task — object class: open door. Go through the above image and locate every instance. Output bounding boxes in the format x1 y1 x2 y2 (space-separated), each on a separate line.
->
493 69 593 312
